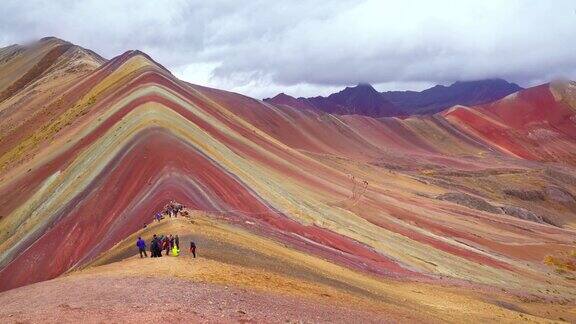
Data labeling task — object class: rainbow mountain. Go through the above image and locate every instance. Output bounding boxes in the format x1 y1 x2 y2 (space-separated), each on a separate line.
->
0 37 575 322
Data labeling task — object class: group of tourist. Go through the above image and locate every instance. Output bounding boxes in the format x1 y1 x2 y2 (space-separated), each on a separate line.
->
154 201 185 222
136 201 197 259
152 234 180 257
136 235 197 258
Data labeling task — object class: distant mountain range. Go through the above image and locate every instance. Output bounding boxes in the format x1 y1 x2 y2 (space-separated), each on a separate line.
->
384 79 523 115
264 79 523 117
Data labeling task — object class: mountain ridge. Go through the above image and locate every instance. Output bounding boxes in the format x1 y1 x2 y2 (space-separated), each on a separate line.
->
265 79 523 117
383 78 523 115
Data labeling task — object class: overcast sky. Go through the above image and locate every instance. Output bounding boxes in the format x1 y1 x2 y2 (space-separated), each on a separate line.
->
1 0 575 98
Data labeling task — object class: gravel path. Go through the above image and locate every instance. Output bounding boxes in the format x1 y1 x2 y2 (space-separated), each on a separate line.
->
0 275 397 323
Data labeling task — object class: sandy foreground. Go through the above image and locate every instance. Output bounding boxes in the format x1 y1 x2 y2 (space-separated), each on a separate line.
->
0 273 395 323
0 217 574 323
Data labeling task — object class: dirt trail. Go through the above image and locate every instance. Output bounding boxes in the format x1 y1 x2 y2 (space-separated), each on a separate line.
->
0 275 397 323
1 215 574 323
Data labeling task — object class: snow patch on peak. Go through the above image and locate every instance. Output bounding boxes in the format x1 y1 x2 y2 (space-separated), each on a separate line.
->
502 92 518 101
444 105 470 115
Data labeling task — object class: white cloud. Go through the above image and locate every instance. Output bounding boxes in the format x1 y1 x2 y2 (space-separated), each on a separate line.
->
1 0 575 98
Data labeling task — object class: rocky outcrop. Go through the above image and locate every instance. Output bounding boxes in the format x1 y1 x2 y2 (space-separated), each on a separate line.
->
503 189 545 201
437 192 553 226
545 186 575 204
545 168 576 186
437 192 502 214
501 206 547 224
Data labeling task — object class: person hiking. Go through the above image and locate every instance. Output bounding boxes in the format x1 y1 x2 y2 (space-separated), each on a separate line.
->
169 235 174 250
156 238 163 257
150 236 156 257
152 234 162 258
150 234 158 257
163 236 170 256
190 241 196 258
173 202 182 217
155 235 162 257
174 235 180 250
172 243 180 256
136 237 147 258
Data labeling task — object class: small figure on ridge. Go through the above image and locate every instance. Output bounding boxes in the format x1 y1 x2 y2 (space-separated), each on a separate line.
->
163 235 170 256
190 241 196 258
136 236 147 258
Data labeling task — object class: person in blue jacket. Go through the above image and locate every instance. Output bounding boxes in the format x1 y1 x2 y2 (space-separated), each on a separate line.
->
136 236 147 258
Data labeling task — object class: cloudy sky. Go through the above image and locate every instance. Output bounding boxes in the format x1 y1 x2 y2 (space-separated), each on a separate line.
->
1 0 575 98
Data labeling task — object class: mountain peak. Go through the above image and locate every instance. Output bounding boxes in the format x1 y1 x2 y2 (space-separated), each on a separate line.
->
39 36 68 44
450 78 521 88
355 82 375 89
106 49 172 75
269 92 291 100
345 83 378 93
265 82 402 117
263 92 317 111
306 83 402 117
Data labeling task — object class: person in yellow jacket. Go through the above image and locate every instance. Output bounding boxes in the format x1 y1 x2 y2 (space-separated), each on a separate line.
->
172 244 180 256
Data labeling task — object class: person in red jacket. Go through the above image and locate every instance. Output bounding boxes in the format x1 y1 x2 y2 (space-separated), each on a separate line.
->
190 241 196 258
